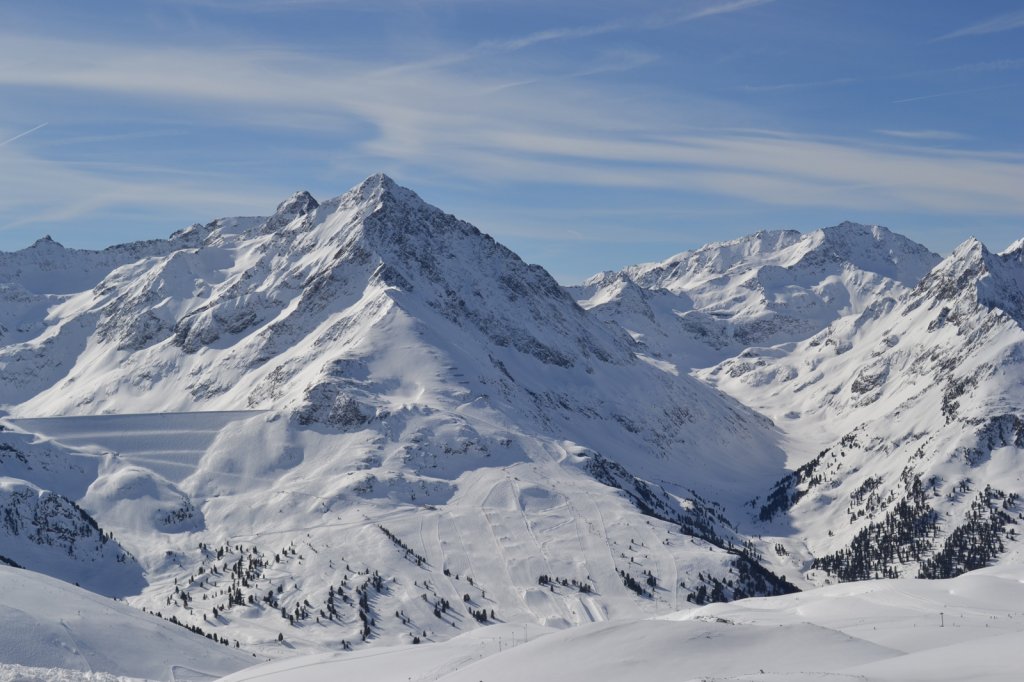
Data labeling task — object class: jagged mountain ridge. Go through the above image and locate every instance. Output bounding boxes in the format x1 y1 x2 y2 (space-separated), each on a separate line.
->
0 175 797 658
570 222 940 368
5 175 640 412
2 176 786 500
2 176 792 503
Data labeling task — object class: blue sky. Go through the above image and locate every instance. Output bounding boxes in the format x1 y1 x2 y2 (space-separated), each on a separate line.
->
1 0 1022 282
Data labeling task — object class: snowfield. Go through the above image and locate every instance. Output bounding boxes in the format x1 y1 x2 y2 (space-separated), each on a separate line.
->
0 566 252 681
221 564 1024 682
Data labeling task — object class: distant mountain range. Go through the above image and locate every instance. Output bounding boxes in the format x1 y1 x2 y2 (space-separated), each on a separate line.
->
570 222 940 368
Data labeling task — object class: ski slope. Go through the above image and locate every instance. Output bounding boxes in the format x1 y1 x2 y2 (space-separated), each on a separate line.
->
0 566 252 681
222 565 1024 682
4 407 778 657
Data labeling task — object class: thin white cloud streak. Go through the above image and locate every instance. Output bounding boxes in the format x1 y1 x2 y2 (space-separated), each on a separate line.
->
875 129 967 141
0 28 1023 229
740 77 855 93
36 129 186 147
396 0 773 76
954 58 1024 72
683 0 774 21
413 131 1024 214
150 0 481 10
0 142 280 231
480 22 624 52
479 0 774 51
936 9 1024 41
482 51 659 94
893 84 1017 104
0 123 48 148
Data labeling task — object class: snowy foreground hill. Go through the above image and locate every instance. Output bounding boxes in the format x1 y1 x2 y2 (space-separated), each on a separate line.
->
221 564 1024 682
0 174 1021 679
0 566 251 681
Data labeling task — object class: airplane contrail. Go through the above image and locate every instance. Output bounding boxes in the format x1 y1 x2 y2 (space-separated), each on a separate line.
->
0 122 48 148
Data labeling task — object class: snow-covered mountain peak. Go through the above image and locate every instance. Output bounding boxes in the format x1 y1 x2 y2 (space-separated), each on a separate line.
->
1000 237 1024 257
259 174 415 239
572 222 940 367
347 171 415 207
31 234 61 249
914 235 1024 323
9 180 1023 671
0 174 647 419
299 173 452 246
811 220 885 248
951 235 986 259
168 221 207 242
358 170 398 190
0 175 807 659
622 229 804 289
274 190 319 218
793 221 939 284
918 237 997 295
700 229 1024 587
821 220 890 237
258 189 319 234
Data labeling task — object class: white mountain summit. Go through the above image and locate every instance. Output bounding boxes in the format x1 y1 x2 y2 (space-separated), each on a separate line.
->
0 175 796 668
571 222 940 368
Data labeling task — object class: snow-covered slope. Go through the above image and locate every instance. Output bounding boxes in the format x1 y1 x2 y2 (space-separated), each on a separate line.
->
1 176 772 483
0 565 252 681
0 226 229 297
220 563 1024 682
704 236 1024 585
571 223 939 367
0 174 793 505
0 175 797 666
0 429 143 597
2 174 1020 678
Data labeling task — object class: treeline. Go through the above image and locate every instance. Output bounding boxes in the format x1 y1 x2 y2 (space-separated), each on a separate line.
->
812 474 937 581
919 487 1019 579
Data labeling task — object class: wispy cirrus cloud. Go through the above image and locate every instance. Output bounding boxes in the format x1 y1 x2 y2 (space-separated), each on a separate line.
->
425 129 1024 214
1 12 1023 237
479 22 625 53
147 0 477 10
954 58 1024 72
370 1 774 79
479 0 774 52
935 9 1024 41
683 0 774 21
0 123 48 148
482 50 660 93
0 140 277 231
739 77 855 93
875 129 968 141
893 84 1018 104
